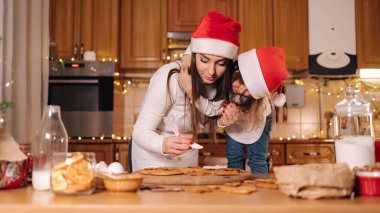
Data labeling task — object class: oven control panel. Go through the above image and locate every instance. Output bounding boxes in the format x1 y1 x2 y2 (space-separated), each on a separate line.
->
49 61 114 77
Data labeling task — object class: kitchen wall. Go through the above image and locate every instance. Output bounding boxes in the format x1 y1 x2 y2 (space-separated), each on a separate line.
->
119 77 380 139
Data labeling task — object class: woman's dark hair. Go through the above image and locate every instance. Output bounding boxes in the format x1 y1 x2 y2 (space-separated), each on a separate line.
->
166 53 235 142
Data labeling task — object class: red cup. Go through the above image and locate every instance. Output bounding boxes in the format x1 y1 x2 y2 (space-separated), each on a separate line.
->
356 172 380 196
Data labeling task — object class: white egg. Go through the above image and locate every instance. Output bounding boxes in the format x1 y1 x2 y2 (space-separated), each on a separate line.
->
95 161 109 174
108 162 124 174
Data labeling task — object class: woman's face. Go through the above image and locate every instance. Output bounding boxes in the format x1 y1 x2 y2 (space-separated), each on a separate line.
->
195 53 227 84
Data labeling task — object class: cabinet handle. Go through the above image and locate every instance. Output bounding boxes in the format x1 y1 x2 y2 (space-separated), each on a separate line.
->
303 152 320 156
73 43 78 59
202 152 213 156
115 148 120 161
162 49 167 63
80 43 84 60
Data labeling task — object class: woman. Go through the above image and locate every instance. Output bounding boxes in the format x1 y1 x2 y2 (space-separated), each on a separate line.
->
131 10 241 171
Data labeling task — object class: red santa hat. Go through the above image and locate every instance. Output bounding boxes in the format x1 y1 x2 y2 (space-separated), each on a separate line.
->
238 47 289 107
190 10 241 59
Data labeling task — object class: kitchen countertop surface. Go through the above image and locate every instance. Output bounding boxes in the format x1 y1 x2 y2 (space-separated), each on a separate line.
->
2 177 380 213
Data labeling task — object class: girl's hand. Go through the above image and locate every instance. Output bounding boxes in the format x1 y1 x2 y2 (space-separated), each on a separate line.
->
182 54 191 68
179 63 192 97
218 102 240 127
232 79 250 97
162 134 193 157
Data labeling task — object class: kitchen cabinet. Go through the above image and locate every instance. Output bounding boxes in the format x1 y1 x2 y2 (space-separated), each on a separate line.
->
238 0 309 71
50 0 119 60
356 0 380 68
114 143 130 172
120 0 167 69
268 143 285 166
198 140 335 169
167 0 238 32
286 143 335 165
198 141 226 167
69 142 114 164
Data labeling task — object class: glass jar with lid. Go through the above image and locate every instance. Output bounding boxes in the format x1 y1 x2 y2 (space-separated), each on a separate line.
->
333 86 375 169
51 152 96 195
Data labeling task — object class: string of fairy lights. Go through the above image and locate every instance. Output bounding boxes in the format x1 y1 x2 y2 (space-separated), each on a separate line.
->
274 77 380 140
298 78 380 112
112 73 380 141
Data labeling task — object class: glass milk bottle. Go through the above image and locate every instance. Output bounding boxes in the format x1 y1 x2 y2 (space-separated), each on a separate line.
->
333 86 375 170
32 105 68 190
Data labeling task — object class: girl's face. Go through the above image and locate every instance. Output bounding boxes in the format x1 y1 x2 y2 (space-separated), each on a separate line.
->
195 53 227 84
232 70 250 97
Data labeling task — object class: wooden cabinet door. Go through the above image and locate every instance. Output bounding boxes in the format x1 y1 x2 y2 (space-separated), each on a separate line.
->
50 0 81 60
274 0 309 70
356 0 380 68
268 144 285 166
120 0 167 69
239 0 308 70
69 143 114 164
168 0 238 32
81 0 119 60
286 144 335 165
115 143 130 172
50 0 118 60
198 142 226 167
238 0 274 53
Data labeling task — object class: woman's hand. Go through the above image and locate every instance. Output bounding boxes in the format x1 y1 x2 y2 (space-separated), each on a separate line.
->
232 79 250 97
162 134 193 157
179 60 192 97
218 102 240 127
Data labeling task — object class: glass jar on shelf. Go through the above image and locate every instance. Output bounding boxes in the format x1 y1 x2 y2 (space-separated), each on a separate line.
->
32 105 68 190
333 86 375 169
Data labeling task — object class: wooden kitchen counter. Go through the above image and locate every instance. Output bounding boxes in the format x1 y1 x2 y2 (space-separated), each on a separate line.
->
1 185 380 213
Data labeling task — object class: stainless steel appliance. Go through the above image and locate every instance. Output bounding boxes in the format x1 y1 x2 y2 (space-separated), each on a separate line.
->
166 32 191 63
48 61 114 138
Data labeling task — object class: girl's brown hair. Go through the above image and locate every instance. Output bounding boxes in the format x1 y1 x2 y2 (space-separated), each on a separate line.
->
231 66 267 130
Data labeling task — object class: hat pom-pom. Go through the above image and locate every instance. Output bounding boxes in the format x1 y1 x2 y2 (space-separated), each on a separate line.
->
273 93 286 107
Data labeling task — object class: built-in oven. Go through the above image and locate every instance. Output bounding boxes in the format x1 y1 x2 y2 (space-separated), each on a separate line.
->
166 32 191 63
48 61 114 138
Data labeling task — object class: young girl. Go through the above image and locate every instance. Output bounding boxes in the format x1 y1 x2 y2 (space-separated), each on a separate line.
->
180 46 288 173
131 10 241 171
